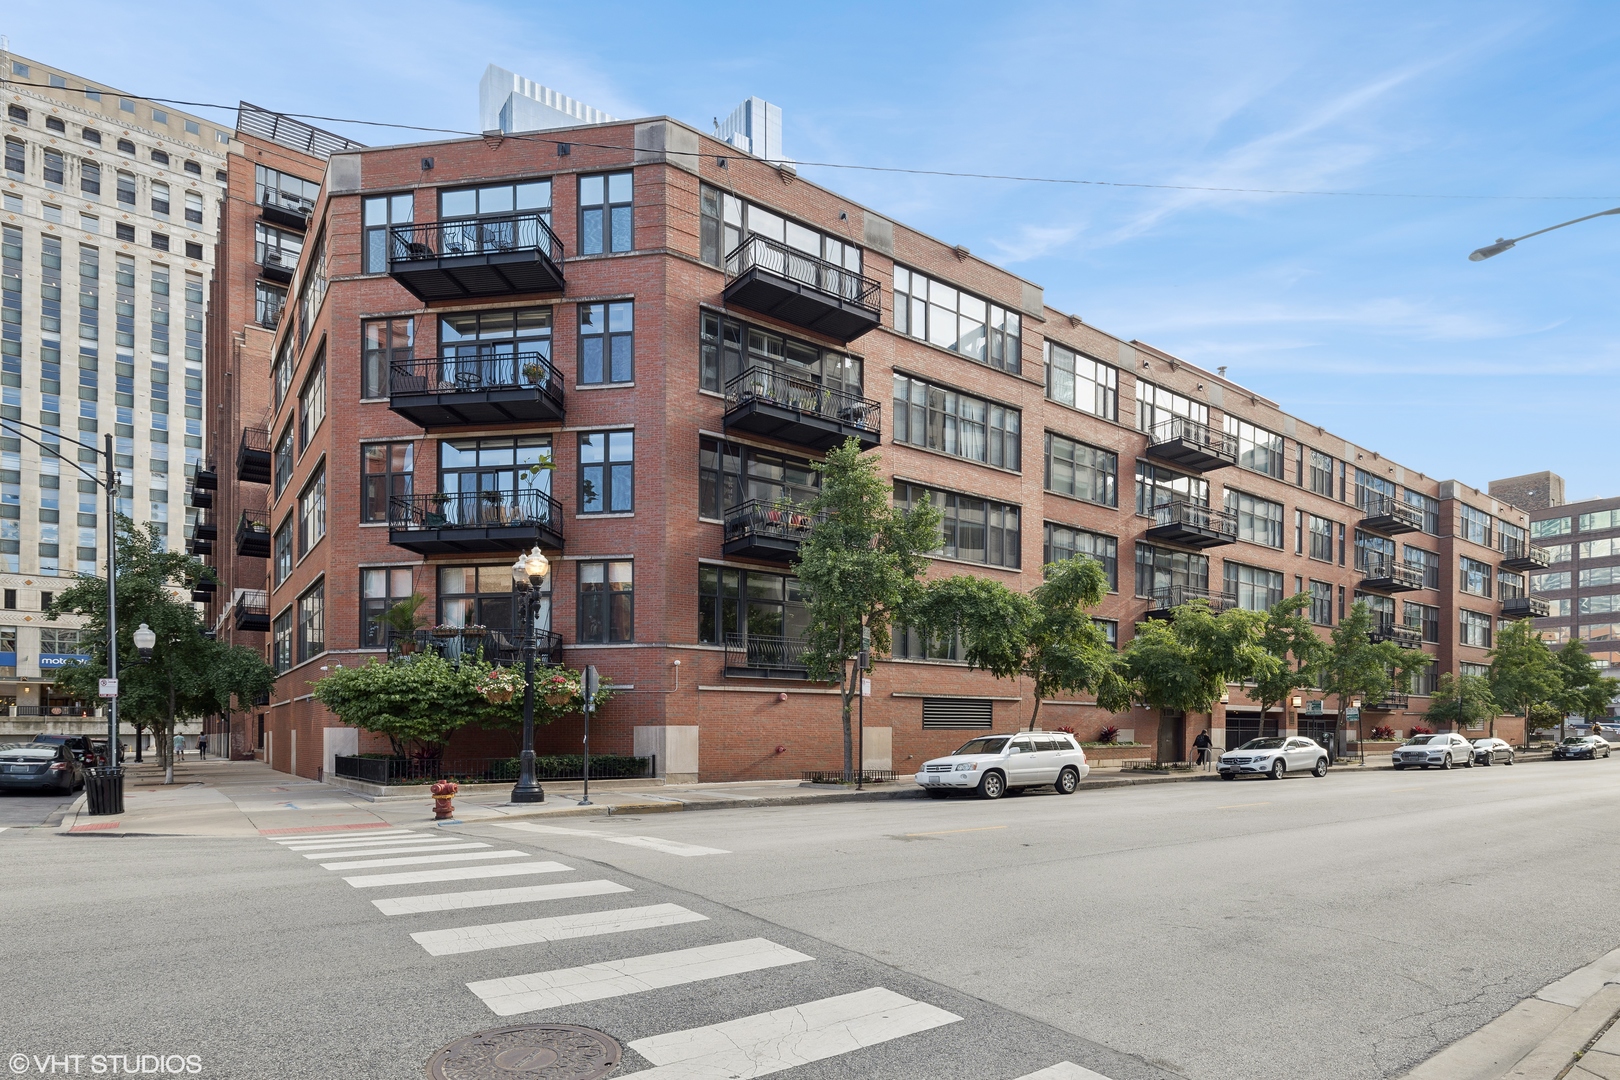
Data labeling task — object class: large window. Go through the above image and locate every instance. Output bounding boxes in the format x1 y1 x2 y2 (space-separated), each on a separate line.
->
439 436 553 510
1309 515 1334 562
1532 516 1572 539
1224 562 1283 612
895 481 1021 569
1043 342 1117 420
361 442 413 523
441 180 551 224
255 282 286 330
1043 524 1117 591
578 561 633 643
1404 601 1440 644
893 266 1021 373
579 431 633 513
699 313 861 397
579 172 632 255
1135 543 1209 599
1224 417 1284 478
362 193 413 273
1353 468 1395 512
1404 545 1440 589
698 438 817 519
698 565 805 647
579 301 632 385
1532 571 1571 592
360 567 414 647
1499 570 1526 600
1309 580 1334 625
1579 595 1620 615
1224 490 1283 548
271 609 292 674
1404 490 1440 534
295 580 325 663
1044 433 1117 507
1580 509 1620 532
1354 529 1395 572
362 317 413 399
1580 539 1620 559
297 356 325 451
1135 381 1206 434
255 165 319 214
1581 566 1620 589
438 564 550 634
892 375 1020 471
272 515 293 586
297 467 325 555
699 185 862 278
1460 555 1493 597
438 307 552 390
1135 462 1208 515
1459 504 1492 547
1546 543 1574 563
272 423 294 497
1460 609 1492 649
254 222 302 274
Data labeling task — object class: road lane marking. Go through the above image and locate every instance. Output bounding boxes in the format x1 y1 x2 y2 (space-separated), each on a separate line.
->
412 902 707 956
275 829 419 844
320 850 527 871
494 821 730 856
372 879 631 916
467 938 813 1015
279 833 429 848
344 861 572 888
1216 802 1272 809
260 822 395 836
904 826 1009 837
1013 1064 1117 1080
625 987 961 1078
286 836 458 851
303 842 490 860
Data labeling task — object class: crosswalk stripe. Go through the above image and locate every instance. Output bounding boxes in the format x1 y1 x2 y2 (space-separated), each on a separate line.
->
493 821 730 856
1012 1064 1117 1080
371 879 631 916
301 842 489 860
275 830 419 846
625 986 961 1078
344 861 573 889
412 902 707 956
281 835 441 851
467 937 813 1016
320 850 527 871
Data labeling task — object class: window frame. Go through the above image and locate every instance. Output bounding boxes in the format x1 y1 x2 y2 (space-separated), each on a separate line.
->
578 430 634 514
895 481 1022 569
577 560 634 644
1042 523 1118 591
578 171 633 255
297 464 326 556
892 373 1021 472
578 300 634 385
1043 341 1118 420
361 193 414 274
296 578 325 664
361 441 414 524
893 265 1020 373
1043 431 1118 508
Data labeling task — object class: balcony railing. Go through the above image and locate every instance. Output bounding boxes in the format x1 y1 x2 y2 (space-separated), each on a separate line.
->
1145 584 1238 617
1368 618 1422 648
236 508 271 558
387 213 565 301
1502 595 1551 620
188 483 213 509
191 462 218 491
258 247 297 284
237 427 271 485
722 234 883 343
723 367 881 451
389 627 563 668
1144 417 1239 472
723 634 812 679
1146 500 1237 548
1358 559 1426 592
260 192 313 231
388 351 564 428
1500 540 1551 571
722 500 819 562
233 589 269 633
388 488 564 554
1358 495 1424 535
1366 693 1410 711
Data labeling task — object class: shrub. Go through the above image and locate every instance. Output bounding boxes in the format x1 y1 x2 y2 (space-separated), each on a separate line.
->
1095 724 1120 745
1410 723 1434 735
1369 724 1396 741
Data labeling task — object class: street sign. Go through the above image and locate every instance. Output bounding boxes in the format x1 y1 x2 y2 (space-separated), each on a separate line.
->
1306 699 1323 715
98 678 118 698
861 677 871 698
1345 707 1361 722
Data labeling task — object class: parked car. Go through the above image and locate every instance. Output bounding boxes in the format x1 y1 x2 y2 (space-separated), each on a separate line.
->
1471 738 1515 766
29 734 95 763
0 742 84 794
1393 733 1476 770
1552 735 1612 760
1217 736 1330 780
914 732 1090 800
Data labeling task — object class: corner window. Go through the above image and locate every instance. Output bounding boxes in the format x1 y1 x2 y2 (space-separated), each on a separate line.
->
579 172 632 255
297 466 325 555
578 301 633 384
361 442 413 523
894 266 1020 373
1459 504 1492 547
698 565 804 647
362 193 413 273
579 431 633 513
361 317 413 399
699 313 862 397
296 579 325 663
578 560 633 643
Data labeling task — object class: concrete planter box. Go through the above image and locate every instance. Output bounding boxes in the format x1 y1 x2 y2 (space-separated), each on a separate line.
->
322 773 665 801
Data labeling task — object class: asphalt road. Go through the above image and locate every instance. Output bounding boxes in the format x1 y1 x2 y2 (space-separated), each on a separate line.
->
3 758 1617 1080
0 789 77 827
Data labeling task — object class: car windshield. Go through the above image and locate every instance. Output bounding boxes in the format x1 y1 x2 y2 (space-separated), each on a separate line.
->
30 736 68 744
1238 738 1286 750
0 746 57 758
1404 735 1437 745
954 737 1009 756
1563 737 1589 745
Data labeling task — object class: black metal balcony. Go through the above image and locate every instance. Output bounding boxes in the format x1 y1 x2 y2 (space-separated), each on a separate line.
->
195 518 218 542
389 488 564 555
192 464 217 491
234 590 269 633
722 235 883 343
1368 618 1422 648
1502 595 1551 620
1366 693 1410 711
236 509 271 558
189 485 213 509
186 536 213 556
1145 500 1236 549
722 500 819 563
723 634 811 679
260 194 313 231
1144 418 1238 472
1500 542 1551 572
237 427 271 485
190 589 211 603
388 213 565 301
390 628 563 668
191 577 217 595
723 368 881 452
259 249 295 284
1359 495 1423 535
1359 559 1425 593
1145 584 1238 619
389 352 564 429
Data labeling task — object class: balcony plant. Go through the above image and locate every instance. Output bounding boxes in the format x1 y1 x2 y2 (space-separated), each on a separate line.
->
477 665 526 705
461 623 488 638
374 593 426 655
521 360 547 384
431 622 460 639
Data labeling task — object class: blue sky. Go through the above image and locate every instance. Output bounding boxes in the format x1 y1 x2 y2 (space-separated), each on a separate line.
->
8 1 1616 499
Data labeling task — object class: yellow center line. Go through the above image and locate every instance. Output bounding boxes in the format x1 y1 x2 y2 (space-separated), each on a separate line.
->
1216 802 1272 810
905 826 1010 837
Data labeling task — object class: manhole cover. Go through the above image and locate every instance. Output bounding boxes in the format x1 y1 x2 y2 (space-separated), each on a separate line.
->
426 1024 621 1080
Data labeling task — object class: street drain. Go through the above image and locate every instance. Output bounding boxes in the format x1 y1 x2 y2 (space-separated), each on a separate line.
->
425 1024 621 1079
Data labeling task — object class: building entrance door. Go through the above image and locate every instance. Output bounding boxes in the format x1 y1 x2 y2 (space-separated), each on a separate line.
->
1157 710 1185 764
1299 718 1337 760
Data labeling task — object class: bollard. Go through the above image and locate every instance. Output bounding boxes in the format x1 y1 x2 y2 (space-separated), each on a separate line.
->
430 779 458 821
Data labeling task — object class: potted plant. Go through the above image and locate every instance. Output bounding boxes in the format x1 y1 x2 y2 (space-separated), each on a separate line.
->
521 360 546 384
477 666 526 705
461 623 488 638
538 669 577 708
374 593 426 654
431 622 460 639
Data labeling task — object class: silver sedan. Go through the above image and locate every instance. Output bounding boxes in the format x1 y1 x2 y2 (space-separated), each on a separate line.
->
1472 738 1515 766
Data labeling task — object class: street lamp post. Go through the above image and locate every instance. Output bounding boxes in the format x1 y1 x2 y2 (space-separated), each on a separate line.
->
510 546 551 804
1469 206 1620 261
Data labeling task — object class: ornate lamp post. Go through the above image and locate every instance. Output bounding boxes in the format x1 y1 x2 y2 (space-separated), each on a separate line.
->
510 545 551 804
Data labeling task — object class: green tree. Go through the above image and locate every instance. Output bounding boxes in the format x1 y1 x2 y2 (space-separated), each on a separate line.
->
1487 619 1562 740
796 439 941 780
1103 602 1278 762
1424 672 1499 733
313 652 519 759
48 520 273 783
912 556 1117 731
1252 593 1332 729
1553 640 1620 741
1319 601 1431 755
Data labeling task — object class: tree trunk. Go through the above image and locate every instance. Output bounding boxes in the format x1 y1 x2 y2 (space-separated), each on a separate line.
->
839 657 855 783
1026 692 1043 732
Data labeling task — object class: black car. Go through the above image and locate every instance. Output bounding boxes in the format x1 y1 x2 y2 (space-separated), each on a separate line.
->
30 733 95 763
1552 736 1612 760
0 742 85 793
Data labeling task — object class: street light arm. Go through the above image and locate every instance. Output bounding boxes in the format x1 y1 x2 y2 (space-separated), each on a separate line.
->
1470 206 1620 261
0 418 113 489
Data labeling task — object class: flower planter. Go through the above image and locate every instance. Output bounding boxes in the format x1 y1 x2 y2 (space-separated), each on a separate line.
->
544 692 572 707
461 626 487 638
484 688 514 704
398 640 417 655
431 628 458 639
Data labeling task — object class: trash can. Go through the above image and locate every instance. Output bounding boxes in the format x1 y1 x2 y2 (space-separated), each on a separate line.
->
85 766 125 816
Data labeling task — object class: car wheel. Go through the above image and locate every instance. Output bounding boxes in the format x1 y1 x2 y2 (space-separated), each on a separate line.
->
1506 754 1515 765
1268 759 1286 781
1312 758 1328 778
1482 755 1492 766
1465 753 1475 768
1055 766 1080 795
1439 754 1452 770
977 771 1006 800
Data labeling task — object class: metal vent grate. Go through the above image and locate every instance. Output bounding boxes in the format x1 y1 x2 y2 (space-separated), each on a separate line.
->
921 698 993 730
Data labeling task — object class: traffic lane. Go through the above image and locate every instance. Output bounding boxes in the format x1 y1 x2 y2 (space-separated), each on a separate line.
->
0 787 78 827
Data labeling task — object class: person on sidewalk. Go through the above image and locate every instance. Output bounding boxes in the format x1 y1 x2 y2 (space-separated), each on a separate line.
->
198 734 207 760
173 733 185 760
1193 729 1213 766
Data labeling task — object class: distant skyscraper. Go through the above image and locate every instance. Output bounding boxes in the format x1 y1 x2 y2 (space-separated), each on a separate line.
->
715 97 784 161
479 65 617 135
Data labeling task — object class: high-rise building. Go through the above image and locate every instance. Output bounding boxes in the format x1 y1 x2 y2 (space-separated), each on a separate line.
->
248 108 1547 782
1 49 231 732
1517 492 1620 695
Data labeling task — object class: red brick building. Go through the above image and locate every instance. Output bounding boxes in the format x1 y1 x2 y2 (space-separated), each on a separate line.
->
243 116 1535 782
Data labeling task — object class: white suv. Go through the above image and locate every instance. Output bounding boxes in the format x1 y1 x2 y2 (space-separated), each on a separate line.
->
915 732 1090 800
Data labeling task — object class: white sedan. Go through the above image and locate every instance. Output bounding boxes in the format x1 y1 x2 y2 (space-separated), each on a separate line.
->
915 732 1090 800
1218 737 1330 780
1392 733 1476 770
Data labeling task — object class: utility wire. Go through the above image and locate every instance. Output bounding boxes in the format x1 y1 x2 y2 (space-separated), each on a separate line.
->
6 78 1617 202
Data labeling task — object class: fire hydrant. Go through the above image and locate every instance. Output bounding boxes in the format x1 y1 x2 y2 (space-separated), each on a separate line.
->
430 779 458 821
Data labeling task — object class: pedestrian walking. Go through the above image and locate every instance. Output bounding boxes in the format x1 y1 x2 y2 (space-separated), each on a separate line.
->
1193 728 1213 766
198 734 208 760
173 733 185 760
